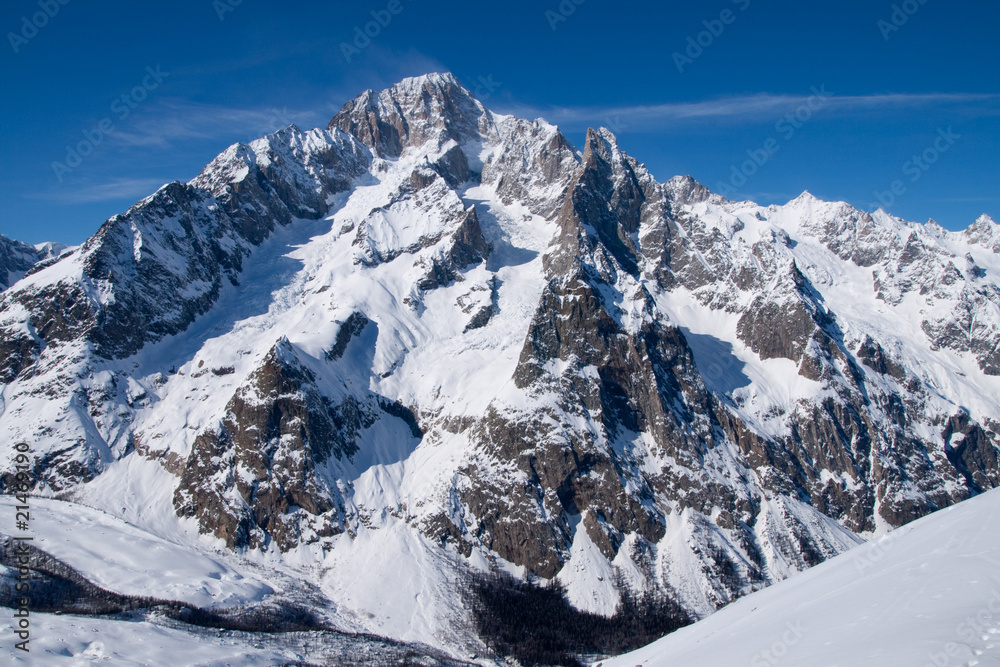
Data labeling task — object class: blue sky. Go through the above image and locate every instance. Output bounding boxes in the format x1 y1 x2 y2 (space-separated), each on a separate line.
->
1 0 997 245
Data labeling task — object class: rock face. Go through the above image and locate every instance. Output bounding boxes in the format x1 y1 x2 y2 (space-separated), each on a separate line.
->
0 126 370 483
174 338 358 551
0 236 72 291
1 72 999 638
0 234 44 291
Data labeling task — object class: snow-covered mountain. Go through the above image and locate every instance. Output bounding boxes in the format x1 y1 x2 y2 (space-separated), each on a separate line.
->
601 485 1000 667
1 72 999 661
0 234 69 291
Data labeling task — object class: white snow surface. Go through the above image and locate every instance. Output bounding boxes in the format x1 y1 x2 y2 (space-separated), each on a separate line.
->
7 614 296 666
0 495 272 608
601 487 1000 667
668 193 1000 444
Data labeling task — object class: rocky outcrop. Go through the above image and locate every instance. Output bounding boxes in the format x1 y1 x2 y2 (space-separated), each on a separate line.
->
329 72 492 159
1 127 369 364
964 214 1000 254
0 233 45 291
417 207 492 291
173 339 364 551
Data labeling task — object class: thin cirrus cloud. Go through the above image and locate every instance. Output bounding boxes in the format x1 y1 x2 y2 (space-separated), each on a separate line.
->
26 178 173 205
29 101 330 205
78 89 1000 154
496 92 1000 131
108 98 329 148
31 89 999 207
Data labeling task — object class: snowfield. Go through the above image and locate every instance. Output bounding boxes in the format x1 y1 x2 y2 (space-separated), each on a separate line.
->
601 487 1000 667
6 615 295 667
0 495 272 609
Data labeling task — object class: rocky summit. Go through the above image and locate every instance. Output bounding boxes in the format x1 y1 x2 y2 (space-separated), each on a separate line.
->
1 72 999 658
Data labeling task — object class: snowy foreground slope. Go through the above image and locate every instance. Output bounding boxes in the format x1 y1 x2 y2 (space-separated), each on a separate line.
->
602 486 1000 667
0 498 476 665
1 72 999 662
7 614 296 667
3 489 998 665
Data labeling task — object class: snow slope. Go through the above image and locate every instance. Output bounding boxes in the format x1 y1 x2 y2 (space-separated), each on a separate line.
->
0 495 272 609
6 611 473 667
601 487 1000 667
7 616 295 667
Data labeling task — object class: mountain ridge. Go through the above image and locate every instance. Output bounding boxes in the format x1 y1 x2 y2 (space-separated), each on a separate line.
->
1 72 998 660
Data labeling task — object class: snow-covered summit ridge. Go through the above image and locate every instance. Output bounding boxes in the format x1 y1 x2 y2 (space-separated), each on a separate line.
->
328 71 496 160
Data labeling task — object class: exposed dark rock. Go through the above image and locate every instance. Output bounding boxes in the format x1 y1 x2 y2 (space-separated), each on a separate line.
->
430 143 472 187
943 412 1000 492
0 331 40 384
483 122 579 220
449 270 752 579
327 312 371 361
174 339 367 550
329 73 489 160
0 233 44 291
418 208 492 291
464 304 494 332
856 335 906 381
378 398 423 439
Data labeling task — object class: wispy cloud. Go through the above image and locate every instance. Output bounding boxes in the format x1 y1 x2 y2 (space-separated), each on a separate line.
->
27 100 337 207
108 98 328 148
920 196 1000 203
494 92 1000 131
113 51 452 150
27 85 998 211
27 177 171 205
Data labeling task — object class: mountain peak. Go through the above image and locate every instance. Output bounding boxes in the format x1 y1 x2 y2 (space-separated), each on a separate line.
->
665 174 715 205
965 213 1000 251
393 71 462 92
974 213 996 227
0 232 48 291
790 190 819 204
582 126 624 164
328 72 488 158
924 218 946 236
